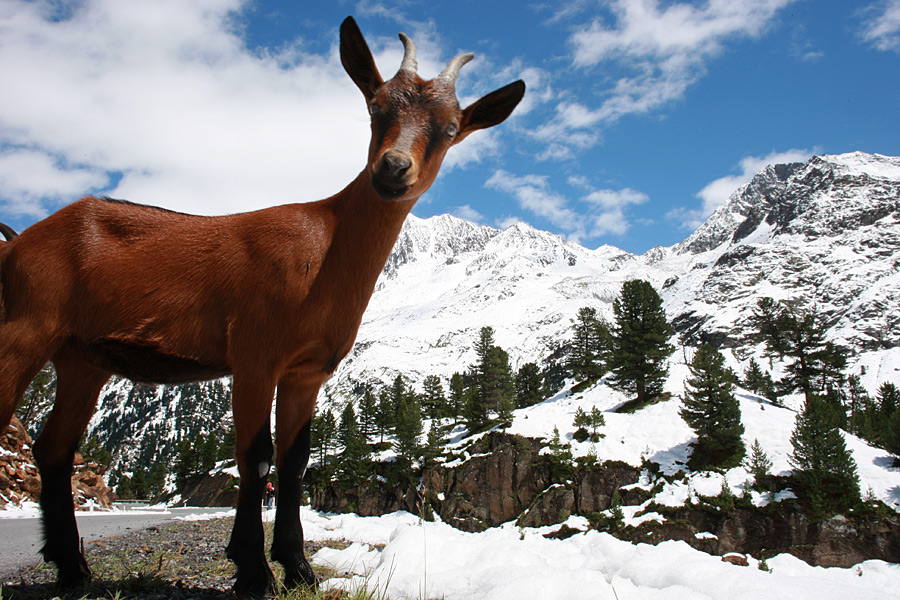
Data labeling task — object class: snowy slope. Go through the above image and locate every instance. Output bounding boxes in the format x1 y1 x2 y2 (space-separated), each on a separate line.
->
80 152 900 487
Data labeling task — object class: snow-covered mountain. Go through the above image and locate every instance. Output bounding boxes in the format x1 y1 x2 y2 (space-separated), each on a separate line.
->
84 151 900 475
329 151 900 395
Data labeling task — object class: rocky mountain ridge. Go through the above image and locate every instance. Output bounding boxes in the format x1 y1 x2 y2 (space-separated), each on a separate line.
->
61 151 900 479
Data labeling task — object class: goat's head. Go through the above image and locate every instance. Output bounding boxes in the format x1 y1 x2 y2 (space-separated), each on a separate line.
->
340 17 525 202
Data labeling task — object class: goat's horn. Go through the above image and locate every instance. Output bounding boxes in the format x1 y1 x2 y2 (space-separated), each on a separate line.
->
437 52 474 86
398 33 417 73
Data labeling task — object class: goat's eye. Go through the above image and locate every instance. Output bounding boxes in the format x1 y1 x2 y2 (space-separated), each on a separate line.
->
367 103 379 116
446 124 458 138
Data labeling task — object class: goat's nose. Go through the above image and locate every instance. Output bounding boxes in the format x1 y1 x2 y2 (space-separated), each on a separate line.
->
381 150 412 176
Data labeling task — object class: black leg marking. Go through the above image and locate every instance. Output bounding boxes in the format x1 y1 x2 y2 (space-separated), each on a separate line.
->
227 421 276 598
37 446 91 588
271 422 316 589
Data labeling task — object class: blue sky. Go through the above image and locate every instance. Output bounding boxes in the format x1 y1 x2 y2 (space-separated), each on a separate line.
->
0 0 898 253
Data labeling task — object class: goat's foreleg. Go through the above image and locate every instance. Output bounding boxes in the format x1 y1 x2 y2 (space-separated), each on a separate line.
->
271 374 319 589
227 376 277 598
32 352 109 588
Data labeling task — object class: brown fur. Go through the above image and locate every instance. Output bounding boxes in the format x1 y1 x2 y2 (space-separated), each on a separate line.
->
0 16 524 595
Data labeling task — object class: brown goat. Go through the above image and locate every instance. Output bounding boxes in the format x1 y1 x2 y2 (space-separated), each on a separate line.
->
0 16 524 597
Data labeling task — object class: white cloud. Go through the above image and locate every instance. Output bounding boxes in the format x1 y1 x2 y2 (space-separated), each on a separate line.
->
485 169 648 242
858 0 900 52
0 0 513 220
670 148 813 230
534 0 794 154
452 204 488 224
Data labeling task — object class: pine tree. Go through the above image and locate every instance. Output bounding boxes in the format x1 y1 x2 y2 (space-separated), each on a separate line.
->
589 406 605 440
393 393 423 464
607 279 675 405
148 463 167 499
79 434 112 469
568 306 608 383
311 408 338 466
358 388 379 440
199 431 218 474
449 372 467 423
789 398 860 516
679 344 745 470
375 388 394 443
174 437 197 489
545 426 574 481
421 375 447 421
336 402 370 483
745 439 772 491
540 341 570 398
116 475 133 499
515 362 544 408
131 469 149 500
217 423 236 461
15 363 55 435
471 327 515 423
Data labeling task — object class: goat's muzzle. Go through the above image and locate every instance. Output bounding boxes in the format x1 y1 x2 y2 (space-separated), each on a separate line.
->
372 149 417 199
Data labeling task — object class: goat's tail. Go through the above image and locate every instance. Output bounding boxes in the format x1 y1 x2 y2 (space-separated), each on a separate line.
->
0 222 16 322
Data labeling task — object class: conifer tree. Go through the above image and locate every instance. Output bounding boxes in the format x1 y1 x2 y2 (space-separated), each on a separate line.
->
393 393 423 464
199 431 218 474
148 463 167 499
745 439 772 491
679 344 745 470
472 327 515 421
375 388 394 442
15 363 55 435
131 469 149 500
311 408 338 466
607 279 674 405
337 402 370 482
421 375 447 421
568 306 608 383
449 373 467 423
358 387 379 441
789 398 860 516
589 406 605 440
116 475 133 500
515 362 544 408
540 341 570 398
174 437 198 489
217 423 236 461
545 426 574 481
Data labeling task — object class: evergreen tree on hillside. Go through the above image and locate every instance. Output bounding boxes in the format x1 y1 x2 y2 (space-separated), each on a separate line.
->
752 298 844 403
607 279 675 405
311 408 338 466
148 463 167 499
199 431 218 474
15 363 55 435
421 375 448 421
217 423 236 461
515 362 544 408
358 388 379 441
131 469 149 500
789 398 860 516
745 439 773 491
743 358 778 402
174 437 198 489
336 402 370 482
375 389 394 442
449 372 467 424
393 393 423 464
540 341 570 398
679 344 745 470
568 306 609 383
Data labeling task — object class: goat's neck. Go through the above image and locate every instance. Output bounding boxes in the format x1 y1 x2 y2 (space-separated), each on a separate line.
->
317 170 416 305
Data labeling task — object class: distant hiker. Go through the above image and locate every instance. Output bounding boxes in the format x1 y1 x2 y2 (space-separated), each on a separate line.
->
265 481 275 509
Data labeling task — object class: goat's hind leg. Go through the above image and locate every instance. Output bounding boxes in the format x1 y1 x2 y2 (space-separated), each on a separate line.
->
32 353 110 588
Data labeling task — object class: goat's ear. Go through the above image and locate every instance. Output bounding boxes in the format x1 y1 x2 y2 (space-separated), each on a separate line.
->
340 16 384 101
455 80 526 144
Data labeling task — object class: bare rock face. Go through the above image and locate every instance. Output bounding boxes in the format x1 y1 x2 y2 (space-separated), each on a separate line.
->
0 417 41 506
176 472 239 507
1 416 113 509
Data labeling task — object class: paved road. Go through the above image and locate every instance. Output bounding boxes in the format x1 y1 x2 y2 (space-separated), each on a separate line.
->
0 507 234 578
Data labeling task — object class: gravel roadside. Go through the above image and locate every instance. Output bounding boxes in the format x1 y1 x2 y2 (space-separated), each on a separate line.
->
0 516 334 600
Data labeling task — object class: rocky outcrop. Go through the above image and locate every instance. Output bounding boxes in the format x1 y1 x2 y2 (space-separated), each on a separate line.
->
618 502 900 568
1 416 113 509
175 472 239 507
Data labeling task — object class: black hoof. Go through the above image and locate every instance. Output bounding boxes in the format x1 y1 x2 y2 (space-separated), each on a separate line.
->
283 560 318 590
233 567 277 599
55 557 92 589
